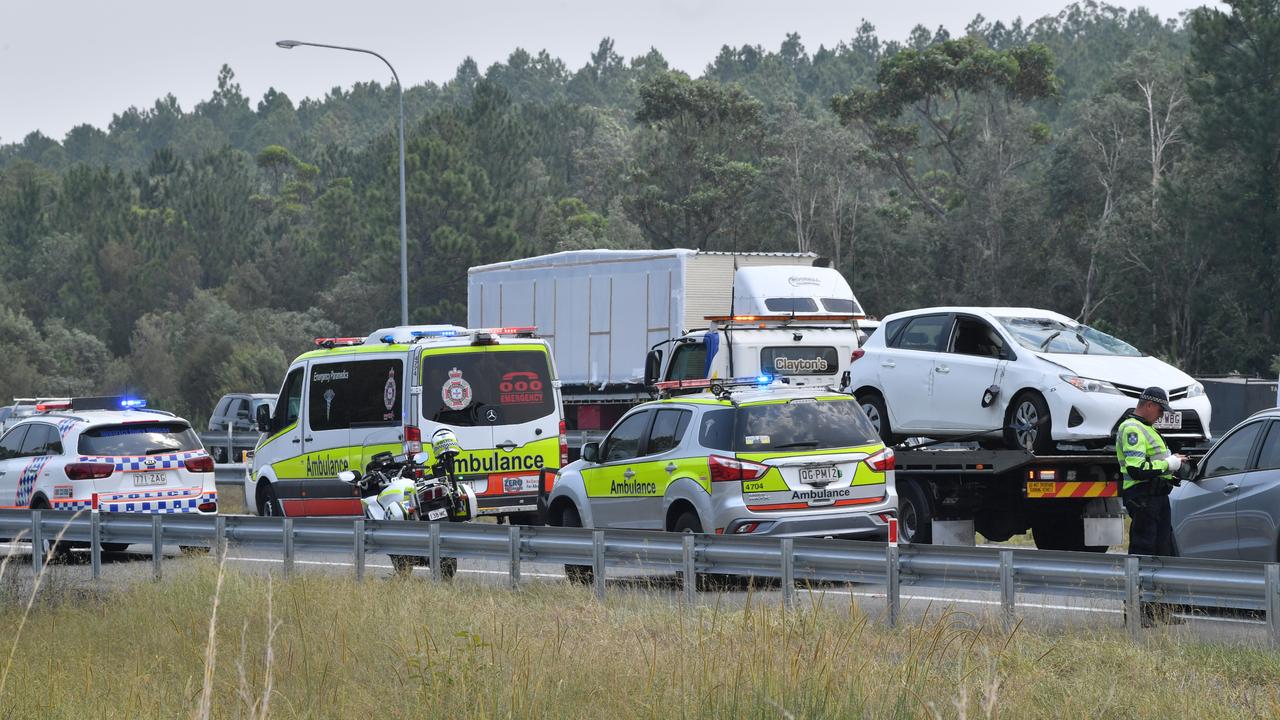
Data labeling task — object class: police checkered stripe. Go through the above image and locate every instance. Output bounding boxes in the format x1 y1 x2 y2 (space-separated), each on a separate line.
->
98 492 217 514
78 450 208 472
56 419 77 438
14 456 50 507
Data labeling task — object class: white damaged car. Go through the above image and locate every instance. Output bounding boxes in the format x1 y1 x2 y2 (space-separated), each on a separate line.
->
850 307 1211 452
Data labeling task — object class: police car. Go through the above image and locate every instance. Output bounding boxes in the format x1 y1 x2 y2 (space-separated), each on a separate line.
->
0 397 217 549
545 377 897 549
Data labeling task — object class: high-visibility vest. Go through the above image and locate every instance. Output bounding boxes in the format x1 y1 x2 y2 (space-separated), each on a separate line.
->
1115 417 1173 490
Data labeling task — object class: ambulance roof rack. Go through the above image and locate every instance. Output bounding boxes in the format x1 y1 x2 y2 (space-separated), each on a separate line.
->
314 337 366 349
653 375 779 400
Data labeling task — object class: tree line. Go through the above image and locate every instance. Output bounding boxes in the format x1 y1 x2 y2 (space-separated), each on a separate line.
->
1 0 1277 420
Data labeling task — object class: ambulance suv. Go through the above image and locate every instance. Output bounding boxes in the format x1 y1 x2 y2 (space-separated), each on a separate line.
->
0 397 217 546
249 325 566 521
545 377 897 543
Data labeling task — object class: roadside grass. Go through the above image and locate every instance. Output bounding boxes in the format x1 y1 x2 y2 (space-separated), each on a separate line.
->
0 563 1277 719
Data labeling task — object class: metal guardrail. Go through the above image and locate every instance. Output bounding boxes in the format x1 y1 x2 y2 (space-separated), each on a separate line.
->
2 509 1277 643
198 431 261 464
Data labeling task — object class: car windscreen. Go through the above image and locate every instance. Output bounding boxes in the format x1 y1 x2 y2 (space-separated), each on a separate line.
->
79 422 201 456
422 349 555 426
997 317 1142 356
699 399 880 452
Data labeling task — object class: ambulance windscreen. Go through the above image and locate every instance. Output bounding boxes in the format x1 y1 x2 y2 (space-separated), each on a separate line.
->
421 350 555 426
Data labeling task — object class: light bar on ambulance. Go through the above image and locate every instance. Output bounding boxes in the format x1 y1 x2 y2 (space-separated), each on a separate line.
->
313 337 366 348
410 326 537 340
704 314 866 324
653 375 776 393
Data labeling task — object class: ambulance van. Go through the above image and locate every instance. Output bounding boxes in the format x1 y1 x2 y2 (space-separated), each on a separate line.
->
248 325 565 521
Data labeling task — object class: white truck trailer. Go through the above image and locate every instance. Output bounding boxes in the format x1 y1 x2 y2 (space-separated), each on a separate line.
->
467 249 869 447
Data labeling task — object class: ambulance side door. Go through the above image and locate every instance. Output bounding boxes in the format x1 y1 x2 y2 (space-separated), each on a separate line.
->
260 363 308 480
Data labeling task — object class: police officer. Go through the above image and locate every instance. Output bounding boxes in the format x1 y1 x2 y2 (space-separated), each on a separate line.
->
1116 386 1188 625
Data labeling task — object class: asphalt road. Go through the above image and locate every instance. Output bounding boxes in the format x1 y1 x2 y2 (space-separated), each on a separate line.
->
0 540 1269 646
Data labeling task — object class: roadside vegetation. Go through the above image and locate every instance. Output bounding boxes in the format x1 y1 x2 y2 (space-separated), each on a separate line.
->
0 561 1276 719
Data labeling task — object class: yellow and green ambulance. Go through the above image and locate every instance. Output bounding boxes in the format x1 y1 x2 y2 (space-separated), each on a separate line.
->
544 378 897 542
248 325 565 520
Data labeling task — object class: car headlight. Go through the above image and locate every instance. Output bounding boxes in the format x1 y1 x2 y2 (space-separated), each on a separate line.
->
1060 375 1123 395
1184 382 1205 398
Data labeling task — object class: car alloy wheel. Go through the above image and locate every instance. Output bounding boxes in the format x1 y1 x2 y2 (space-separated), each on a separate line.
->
862 402 882 433
1013 400 1040 451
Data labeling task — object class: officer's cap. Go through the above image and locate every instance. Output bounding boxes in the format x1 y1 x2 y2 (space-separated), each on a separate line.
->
1139 386 1171 411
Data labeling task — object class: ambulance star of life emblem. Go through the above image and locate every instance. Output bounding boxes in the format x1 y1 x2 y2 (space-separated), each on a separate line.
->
442 367 473 411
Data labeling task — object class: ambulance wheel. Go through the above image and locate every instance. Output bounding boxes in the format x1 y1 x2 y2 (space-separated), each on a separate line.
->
391 554 417 577
256 482 282 517
559 504 593 585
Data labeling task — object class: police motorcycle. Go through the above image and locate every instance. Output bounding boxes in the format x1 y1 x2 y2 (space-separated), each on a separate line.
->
338 429 478 578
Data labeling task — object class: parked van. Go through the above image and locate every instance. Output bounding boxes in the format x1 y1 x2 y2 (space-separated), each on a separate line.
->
248 325 565 521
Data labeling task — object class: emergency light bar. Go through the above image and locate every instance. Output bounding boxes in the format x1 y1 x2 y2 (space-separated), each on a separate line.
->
33 396 149 412
314 337 365 348
409 326 538 341
704 314 866 324
654 374 776 395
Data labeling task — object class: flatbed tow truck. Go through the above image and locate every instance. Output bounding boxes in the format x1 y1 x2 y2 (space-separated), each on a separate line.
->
892 445 1205 551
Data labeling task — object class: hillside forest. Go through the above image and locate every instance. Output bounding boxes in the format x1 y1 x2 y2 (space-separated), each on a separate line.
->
2 0 1278 419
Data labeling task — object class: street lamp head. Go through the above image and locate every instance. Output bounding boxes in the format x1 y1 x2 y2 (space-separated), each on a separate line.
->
276 40 301 49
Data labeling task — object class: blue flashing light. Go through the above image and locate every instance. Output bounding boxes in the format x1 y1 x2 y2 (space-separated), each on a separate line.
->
120 398 148 409
755 374 774 385
381 335 395 344
411 329 462 338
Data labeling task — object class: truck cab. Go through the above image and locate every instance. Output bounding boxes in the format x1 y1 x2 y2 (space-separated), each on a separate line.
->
647 321 868 389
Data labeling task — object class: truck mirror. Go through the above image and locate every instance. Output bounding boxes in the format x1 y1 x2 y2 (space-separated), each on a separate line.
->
644 350 663 386
255 403 273 433
581 442 600 464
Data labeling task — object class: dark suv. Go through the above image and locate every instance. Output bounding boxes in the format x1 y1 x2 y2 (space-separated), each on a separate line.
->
206 393 275 463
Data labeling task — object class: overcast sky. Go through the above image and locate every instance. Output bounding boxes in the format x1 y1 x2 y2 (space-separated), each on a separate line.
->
0 0 1216 144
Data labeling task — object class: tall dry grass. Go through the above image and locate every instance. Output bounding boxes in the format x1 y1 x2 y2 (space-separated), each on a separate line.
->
0 562 1276 719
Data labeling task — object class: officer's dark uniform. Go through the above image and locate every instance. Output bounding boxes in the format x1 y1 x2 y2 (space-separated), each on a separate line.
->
1115 387 1179 557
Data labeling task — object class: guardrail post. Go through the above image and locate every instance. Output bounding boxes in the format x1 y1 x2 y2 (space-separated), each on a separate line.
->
682 534 696 605
999 549 1015 625
353 519 365 582
592 530 606 602
781 538 795 611
90 511 101 581
429 523 442 582
214 515 227 561
885 544 900 628
282 518 294 579
508 525 522 590
1125 556 1141 639
30 510 42 574
151 515 163 581
1266 564 1280 649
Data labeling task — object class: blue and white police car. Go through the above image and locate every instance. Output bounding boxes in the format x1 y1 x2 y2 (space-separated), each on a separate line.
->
0 397 217 538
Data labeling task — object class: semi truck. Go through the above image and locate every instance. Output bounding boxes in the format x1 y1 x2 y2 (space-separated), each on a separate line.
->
467 249 870 447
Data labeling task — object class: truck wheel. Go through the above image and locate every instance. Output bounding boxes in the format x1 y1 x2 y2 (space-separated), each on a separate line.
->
559 504 593 584
1030 513 1106 553
1004 392 1052 453
856 390 895 445
897 480 933 544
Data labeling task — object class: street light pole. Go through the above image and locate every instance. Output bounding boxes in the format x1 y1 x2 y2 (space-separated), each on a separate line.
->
277 39 409 326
